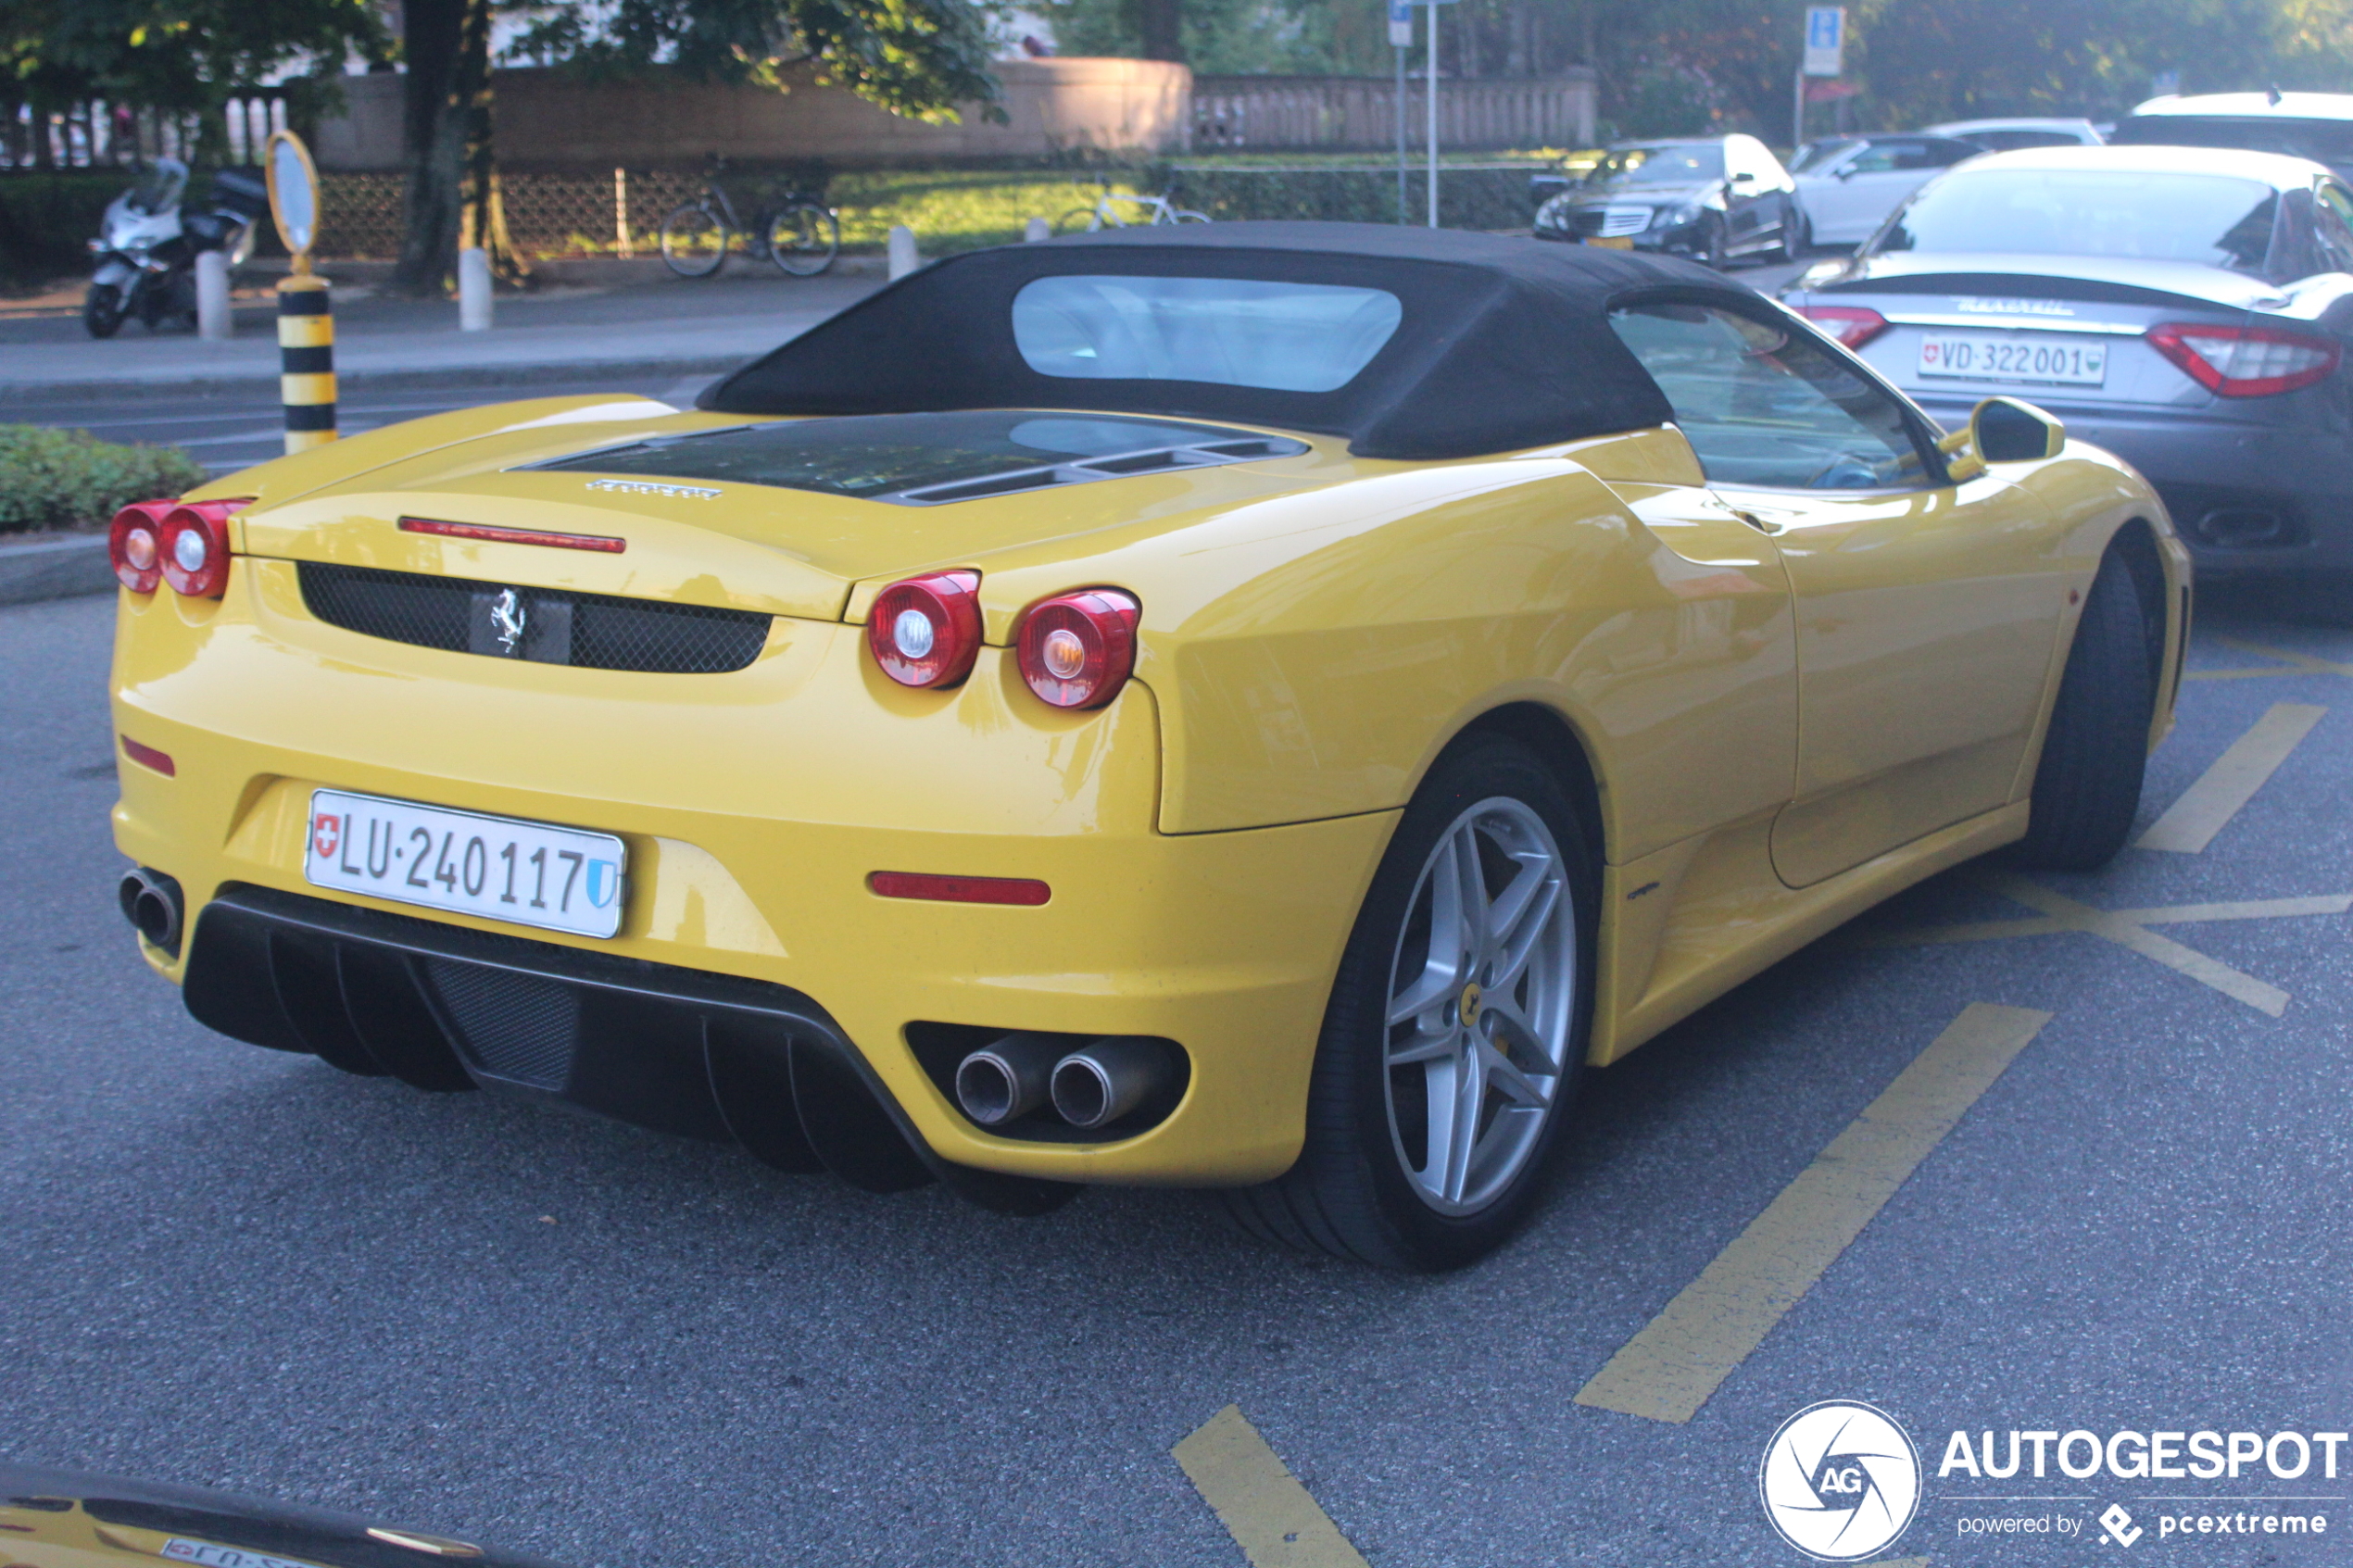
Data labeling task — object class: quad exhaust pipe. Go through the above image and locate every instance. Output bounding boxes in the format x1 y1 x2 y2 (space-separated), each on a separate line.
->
953 1033 1177 1132
118 866 184 957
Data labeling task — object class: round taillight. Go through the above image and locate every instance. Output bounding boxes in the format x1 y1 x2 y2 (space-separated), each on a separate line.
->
1016 589 1139 709
108 501 174 594
157 503 234 598
867 571 983 688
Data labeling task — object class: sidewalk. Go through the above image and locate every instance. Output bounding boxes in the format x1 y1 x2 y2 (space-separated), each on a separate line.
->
0 260 885 403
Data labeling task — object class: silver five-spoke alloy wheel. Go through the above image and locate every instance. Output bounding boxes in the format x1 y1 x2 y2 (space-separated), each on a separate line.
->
1382 796 1577 1215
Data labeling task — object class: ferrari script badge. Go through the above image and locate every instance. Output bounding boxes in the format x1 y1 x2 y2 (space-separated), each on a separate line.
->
490 588 527 653
586 479 722 500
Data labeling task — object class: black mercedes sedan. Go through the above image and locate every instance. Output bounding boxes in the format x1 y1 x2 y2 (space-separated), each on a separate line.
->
1532 135 1800 268
1782 143 2353 589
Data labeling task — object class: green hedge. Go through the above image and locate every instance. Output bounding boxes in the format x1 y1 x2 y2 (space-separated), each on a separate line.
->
0 425 207 535
0 171 123 287
1159 164 1539 230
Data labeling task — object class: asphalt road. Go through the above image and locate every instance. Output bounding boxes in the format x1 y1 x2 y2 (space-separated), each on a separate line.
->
6 554 2353 1568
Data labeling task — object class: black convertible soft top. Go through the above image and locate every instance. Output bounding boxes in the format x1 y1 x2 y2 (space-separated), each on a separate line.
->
699 222 1727 460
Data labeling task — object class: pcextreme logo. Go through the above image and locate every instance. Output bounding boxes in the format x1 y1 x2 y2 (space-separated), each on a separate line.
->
1759 1400 1923 1562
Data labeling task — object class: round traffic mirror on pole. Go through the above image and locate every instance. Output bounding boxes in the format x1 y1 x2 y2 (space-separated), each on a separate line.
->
263 130 336 454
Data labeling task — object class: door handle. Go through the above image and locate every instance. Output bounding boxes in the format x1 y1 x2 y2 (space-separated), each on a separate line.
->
1732 508 1781 534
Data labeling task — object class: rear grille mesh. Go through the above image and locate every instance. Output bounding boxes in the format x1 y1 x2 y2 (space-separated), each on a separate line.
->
298 562 772 674
422 958 580 1089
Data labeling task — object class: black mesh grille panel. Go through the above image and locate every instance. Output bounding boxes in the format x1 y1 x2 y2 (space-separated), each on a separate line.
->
422 958 580 1089
297 563 772 674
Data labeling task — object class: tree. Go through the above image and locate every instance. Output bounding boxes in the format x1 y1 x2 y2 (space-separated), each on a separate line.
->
388 0 1004 295
1 0 385 166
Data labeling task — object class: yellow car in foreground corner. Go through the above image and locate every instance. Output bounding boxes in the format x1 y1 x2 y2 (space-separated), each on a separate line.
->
108 224 2186 1269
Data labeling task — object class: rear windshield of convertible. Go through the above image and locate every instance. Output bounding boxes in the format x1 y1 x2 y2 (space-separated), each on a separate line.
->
1011 275 1403 392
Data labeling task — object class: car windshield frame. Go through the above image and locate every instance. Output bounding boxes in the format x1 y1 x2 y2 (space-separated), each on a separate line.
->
1869 167 2284 274
1590 144 1726 186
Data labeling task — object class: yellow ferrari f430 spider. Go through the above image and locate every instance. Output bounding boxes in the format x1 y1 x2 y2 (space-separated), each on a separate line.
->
108 225 2186 1269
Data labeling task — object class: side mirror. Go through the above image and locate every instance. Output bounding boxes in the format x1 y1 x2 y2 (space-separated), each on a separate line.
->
1834 166 1857 181
1972 395 2066 462
1937 428 1985 483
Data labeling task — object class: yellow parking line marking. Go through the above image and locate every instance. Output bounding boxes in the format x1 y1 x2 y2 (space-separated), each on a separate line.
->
2220 637 2353 676
1975 872 2289 1016
1862 892 2352 947
2137 702 2325 852
1173 1406 1371 1568
1574 1004 2051 1424
2115 893 2353 923
2184 639 2353 681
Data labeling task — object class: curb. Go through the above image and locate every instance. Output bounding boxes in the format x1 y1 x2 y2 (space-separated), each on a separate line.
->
0 351 749 406
0 533 113 608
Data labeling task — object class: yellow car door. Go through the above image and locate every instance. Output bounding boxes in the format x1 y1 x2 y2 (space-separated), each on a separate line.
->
1608 298 2071 887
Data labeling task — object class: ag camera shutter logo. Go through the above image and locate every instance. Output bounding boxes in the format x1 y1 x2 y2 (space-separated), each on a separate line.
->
1759 1400 1922 1561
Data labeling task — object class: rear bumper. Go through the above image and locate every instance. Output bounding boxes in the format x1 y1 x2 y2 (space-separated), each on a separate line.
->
111 563 1395 1186
1911 395 2353 576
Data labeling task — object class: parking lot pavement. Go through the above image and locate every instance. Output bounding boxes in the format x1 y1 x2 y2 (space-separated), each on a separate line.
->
5 575 2349 1567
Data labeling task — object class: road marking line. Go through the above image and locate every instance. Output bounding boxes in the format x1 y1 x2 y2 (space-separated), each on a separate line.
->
2138 702 2326 853
1975 872 2289 1016
1574 1004 2051 1424
2220 638 2353 676
1860 892 2353 947
1173 1406 1371 1568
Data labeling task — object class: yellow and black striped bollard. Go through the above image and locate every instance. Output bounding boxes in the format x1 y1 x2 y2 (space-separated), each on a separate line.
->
277 275 336 453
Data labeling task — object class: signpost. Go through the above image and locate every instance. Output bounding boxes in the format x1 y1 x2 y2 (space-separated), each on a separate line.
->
1795 6 1845 149
1391 0 1412 222
263 129 335 454
1421 0 1458 229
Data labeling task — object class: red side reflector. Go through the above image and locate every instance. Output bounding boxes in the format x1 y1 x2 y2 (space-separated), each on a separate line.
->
120 737 176 776
400 517 627 554
867 871 1051 906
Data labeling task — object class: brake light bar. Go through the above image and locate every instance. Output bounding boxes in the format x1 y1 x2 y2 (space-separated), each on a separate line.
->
2146 322 2341 397
400 517 627 553
867 872 1051 906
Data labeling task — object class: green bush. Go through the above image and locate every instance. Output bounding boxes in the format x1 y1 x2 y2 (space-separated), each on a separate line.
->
0 425 207 535
1162 164 1540 230
0 172 125 289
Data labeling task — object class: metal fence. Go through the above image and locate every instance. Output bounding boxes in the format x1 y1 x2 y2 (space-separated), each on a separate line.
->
3 95 288 170
1190 73 1596 153
312 169 711 259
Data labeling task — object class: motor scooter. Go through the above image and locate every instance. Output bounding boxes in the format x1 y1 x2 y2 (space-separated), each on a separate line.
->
84 160 270 339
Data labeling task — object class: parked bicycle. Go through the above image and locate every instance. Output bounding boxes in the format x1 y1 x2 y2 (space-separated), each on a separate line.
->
660 161 839 279
1054 180 1210 233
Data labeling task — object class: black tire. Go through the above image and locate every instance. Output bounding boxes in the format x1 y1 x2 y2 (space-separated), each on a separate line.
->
659 204 729 278
1223 734 1598 1271
83 282 125 339
2009 550 2156 870
1055 207 1104 235
1697 217 1730 270
1777 204 1810 261
767 200 839 277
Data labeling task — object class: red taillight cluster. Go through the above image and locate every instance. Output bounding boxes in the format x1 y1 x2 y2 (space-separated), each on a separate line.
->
1796 305 1891 350
110 498 245 598
1016 589 1139 709
2146 322 2341 397
867 571 984 688
865 572 1141 710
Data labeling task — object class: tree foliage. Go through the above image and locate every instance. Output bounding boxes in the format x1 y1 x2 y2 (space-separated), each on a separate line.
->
0 0 385 151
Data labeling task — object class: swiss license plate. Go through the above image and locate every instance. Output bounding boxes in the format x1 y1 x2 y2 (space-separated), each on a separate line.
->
304 788 626 939
1584 235 1635 249
1918 332 2108 385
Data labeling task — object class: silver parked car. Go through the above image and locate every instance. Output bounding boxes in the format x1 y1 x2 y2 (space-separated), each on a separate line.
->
1791 133 1988 247
1922 117 2105 151
1782 144 2353 587
2112 92 2353 181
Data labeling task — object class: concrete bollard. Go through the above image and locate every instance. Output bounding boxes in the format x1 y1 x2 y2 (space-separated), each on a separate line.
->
195 249 233 340
458 247 494 331
887 225 920 281
1025 217 1051 243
